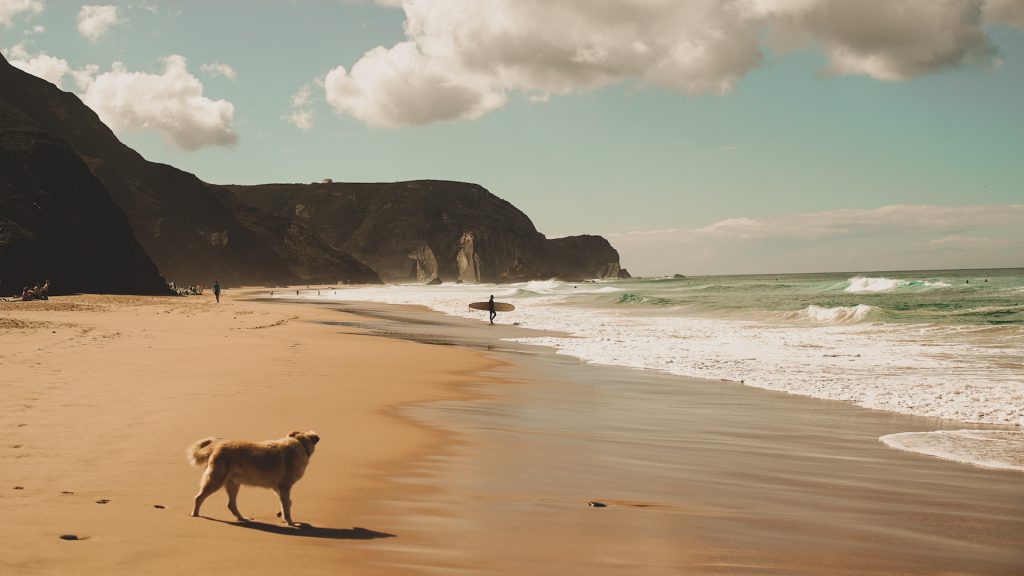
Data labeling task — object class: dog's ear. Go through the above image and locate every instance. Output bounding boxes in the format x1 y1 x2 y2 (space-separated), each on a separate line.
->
308 432 320 445
288 430 303 438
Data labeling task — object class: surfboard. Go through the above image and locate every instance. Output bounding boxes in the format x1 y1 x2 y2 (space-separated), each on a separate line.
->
469 301 515 312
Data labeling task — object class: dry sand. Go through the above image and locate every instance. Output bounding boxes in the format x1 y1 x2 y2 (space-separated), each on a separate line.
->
1 293 1021 575
0 293 496 575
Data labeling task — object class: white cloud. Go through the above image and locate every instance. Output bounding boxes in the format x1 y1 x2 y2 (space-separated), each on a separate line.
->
285 109 314 131
4 43 69 88
0 0 42 27
324 41 507 127
985 0 1024 28
284 84 314 131
290 84 311 108
606 204 1024 275
70 63 99 91
77 5 121 42
200 62 236 80
79 55 238 151
326 0 1019 127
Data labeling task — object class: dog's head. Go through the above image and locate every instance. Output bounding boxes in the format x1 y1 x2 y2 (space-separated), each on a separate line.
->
289 430 320 456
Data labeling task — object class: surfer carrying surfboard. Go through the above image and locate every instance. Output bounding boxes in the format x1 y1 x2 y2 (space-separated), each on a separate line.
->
469 299 514 320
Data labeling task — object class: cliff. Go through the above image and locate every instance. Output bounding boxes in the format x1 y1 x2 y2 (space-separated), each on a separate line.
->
228 180 628 283
0 99 170 295
0 54 379 287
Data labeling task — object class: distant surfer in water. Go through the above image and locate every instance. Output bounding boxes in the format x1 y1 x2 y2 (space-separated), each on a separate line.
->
488 295 497 325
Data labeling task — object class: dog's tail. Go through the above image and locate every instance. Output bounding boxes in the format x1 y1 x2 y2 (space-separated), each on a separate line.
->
187 437 221 467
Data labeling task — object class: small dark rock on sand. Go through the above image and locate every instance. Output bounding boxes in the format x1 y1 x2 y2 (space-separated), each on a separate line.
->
588 501 607 508
59 534 80 541
95 499 109 504
13 486 24 490
153 505 165 509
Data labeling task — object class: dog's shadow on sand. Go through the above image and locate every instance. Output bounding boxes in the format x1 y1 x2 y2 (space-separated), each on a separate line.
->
204 517 395 540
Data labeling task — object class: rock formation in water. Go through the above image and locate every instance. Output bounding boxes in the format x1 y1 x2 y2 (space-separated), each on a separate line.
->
0 54 379 287
0 97 169 295
228 180 630 283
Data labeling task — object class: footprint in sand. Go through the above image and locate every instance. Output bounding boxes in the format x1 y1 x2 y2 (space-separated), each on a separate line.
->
61 491 74 495
13 486 24 490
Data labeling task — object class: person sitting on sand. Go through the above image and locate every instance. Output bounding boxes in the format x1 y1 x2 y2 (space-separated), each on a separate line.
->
37 280 49 300
20 287 32 301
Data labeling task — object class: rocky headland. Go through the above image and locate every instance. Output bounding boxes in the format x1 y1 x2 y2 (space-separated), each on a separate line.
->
229 180 629 283
1 52 627 290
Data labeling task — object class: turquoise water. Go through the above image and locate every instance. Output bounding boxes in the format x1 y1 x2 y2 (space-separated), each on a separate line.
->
532 268 1024 326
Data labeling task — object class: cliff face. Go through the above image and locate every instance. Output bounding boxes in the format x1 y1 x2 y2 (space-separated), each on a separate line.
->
228 180 628 283
0 54 379 287
0 99 169 295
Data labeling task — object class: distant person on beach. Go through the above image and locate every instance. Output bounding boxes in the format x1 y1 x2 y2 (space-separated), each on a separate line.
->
488 295 497 325
213 281 221 303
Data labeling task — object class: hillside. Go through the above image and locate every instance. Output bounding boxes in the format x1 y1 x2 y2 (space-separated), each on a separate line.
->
0 54 379 287
229 180 628 283
0 98 169 295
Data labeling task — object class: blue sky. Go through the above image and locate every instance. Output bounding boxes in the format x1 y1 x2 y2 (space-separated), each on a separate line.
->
2 1 1022 275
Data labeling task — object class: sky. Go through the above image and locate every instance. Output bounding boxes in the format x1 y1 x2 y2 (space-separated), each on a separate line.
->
1 0 1022 276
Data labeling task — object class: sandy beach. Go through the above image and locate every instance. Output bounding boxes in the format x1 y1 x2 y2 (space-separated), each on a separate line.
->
0 293 495 574
1 293 1022 575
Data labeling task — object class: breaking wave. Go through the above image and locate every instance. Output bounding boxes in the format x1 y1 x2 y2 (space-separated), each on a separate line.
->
788 304 876 323
844 277 952 293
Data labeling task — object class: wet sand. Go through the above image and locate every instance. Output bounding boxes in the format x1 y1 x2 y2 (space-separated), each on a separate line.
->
326 300 1024 575
1 294 1021 575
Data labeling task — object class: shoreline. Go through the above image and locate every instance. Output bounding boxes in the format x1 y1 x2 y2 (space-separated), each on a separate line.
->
1 292 1021 575
288 295 1024 575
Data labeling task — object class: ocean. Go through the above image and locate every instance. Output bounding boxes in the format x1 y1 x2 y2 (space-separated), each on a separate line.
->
280 268 1023 470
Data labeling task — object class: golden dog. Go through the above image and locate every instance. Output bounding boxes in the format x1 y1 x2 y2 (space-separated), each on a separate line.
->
187 430 319 526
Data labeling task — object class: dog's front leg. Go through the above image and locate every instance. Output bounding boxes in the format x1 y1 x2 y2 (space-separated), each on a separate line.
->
276 485 295 526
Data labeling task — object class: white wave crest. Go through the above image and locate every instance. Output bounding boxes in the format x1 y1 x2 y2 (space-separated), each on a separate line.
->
880 430 1024 472
845 277 901 293
844 277 951 293
794 304 875 323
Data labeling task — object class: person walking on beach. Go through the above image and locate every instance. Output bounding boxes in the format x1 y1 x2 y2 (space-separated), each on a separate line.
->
213 280 221 304
488 294 497 325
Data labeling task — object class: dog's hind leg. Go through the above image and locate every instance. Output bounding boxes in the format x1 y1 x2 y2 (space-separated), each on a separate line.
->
225 480 247 522
191 459 227 518
275 485 295 526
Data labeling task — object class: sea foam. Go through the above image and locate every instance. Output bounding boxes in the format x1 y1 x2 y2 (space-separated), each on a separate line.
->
790 304 875 323
285 280 1024 433
880 430 1024 471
